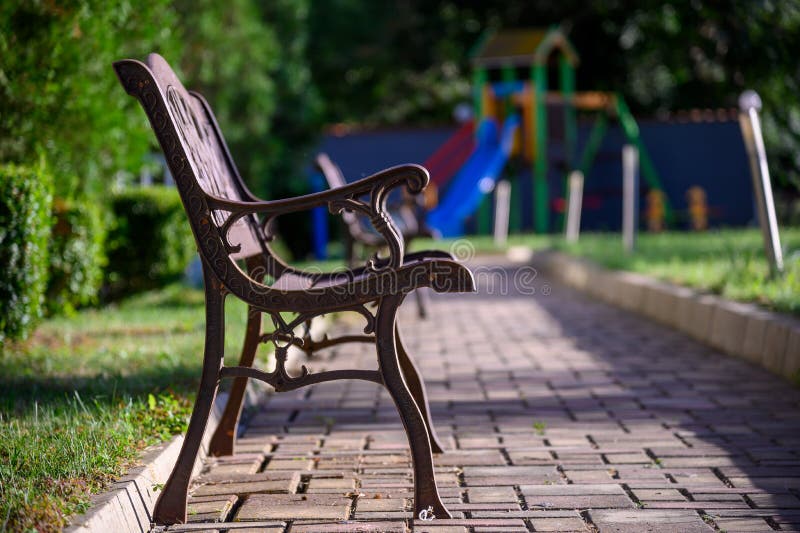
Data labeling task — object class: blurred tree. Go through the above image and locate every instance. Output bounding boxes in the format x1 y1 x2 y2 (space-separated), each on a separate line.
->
1 0 323 259
607 1 800 189
308 0 480 126
0 0 181 198
0 0 323 198
257 0 322 258
174 0 322 256
173 0 277 195
0 1 182 311
256 0 322 199
308 0 800 190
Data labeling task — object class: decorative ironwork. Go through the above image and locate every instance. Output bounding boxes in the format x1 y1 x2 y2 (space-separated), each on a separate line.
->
248 306 378 390
219 363 382 393
114 53 476 526
317 153 436 312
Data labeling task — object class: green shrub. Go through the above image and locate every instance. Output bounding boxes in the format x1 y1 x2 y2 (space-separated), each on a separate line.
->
0 163 53 344
0 1 182 198
46 198 107 316
106 187 195 297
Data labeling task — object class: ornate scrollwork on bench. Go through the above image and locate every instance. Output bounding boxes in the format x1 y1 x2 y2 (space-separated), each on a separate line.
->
114 52 473 526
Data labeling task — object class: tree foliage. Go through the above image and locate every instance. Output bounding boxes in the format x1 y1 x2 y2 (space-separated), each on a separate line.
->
0 0 181 198
308 1 476 126
611 1 800 189
172 0 278 195
0 163 53 344
0 0 320 199
307 0 800 190
1 0 797 224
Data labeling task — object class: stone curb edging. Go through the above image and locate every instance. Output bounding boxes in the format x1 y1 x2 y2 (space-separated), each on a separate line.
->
65 392 233 533
530 250 800 382
66 320 327 533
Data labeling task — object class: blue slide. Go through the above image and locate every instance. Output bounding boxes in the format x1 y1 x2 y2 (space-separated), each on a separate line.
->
427 115 520 237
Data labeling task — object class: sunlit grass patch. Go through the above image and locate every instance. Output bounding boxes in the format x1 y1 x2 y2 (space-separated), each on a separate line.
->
0 283 254 531
551 228 800 315
0 392 190 532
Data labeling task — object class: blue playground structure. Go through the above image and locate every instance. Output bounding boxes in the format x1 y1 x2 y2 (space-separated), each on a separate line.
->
309 27 756 258
426 115 520 237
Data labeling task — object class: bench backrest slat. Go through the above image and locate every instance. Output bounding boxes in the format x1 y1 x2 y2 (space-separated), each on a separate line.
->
116 53 263 261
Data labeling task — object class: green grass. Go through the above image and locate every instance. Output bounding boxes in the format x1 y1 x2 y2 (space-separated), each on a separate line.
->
3 227 796 531
323 233 550 262
0 284 256 532
550 228 800 315
357 228 800 314
409 234 551 256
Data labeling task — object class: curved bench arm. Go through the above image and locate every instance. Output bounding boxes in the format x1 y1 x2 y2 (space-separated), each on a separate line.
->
206 164 429 270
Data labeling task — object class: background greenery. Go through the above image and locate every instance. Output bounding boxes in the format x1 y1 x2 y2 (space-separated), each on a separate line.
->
0 284 252 531
105 187 195 298
2 2 798 301
0 0 797 361
3 1 799 201
2 1 800 528
0 163 53 345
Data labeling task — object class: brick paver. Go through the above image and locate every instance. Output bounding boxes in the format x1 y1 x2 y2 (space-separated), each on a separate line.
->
166 260 800 532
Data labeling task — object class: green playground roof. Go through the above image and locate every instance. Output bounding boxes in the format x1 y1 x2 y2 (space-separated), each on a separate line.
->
471 27 579 68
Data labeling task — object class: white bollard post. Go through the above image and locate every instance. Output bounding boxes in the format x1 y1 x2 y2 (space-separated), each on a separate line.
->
622 145 639 253
494 180 511 247
738 90 784 275
140 168 153 187
565 170 584 243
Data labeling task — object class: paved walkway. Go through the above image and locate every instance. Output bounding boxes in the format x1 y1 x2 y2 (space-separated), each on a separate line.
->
173 261 800 532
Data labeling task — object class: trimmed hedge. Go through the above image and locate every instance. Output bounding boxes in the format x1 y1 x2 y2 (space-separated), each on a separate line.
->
0 164 53 344
106 187 195 297
46 198 107 316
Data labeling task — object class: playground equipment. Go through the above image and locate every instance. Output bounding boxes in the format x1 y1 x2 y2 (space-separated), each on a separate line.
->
424 27 668 237
686 186 709 231
646 189 666 232
313 28 765 247
426 116 520 237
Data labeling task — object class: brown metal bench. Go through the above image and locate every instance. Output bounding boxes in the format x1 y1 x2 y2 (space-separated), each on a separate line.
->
114 53 474 525
316 153 435 317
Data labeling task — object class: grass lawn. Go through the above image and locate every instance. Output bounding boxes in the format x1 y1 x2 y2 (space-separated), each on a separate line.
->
0 284 256 532
551 228 800 315
414 227 800 315
2 226 797 531
0 238 548 532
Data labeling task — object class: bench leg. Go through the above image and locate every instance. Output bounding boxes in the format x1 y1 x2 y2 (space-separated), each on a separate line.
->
395 324 445 453
345 231 356 268
153 276 226 525
413 289 427 319
376 294 451 520
209 306 262 456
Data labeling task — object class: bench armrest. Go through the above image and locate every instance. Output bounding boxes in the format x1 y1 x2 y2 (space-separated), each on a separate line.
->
316 152 420 215
207 164 429 270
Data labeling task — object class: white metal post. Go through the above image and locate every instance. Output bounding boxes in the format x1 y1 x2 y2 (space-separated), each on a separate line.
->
622 145 639 253
493 180 511 247
565 170 584 243
738 90 784 275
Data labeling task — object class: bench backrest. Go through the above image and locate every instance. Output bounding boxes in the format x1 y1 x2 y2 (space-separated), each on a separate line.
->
114 53 264 263
315 153 421 241
315 153 359 228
